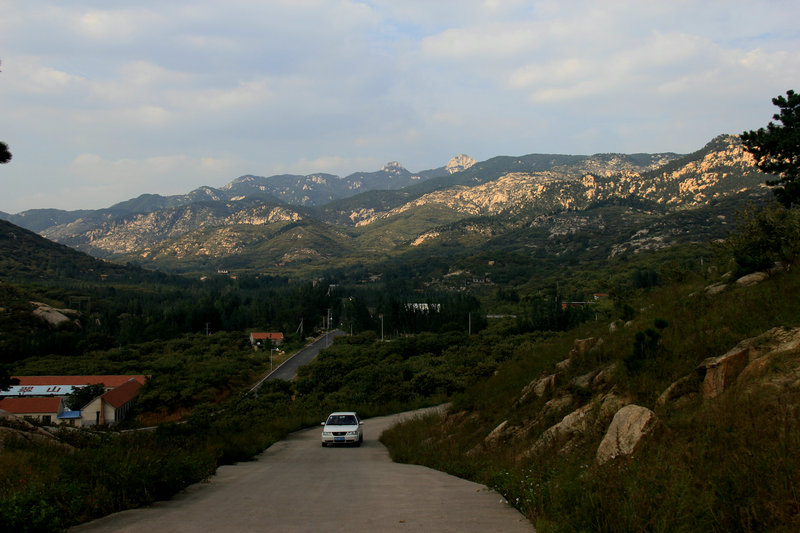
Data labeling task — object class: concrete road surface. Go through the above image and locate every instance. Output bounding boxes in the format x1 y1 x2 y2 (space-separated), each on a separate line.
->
252 330 344 388
72 408 534 532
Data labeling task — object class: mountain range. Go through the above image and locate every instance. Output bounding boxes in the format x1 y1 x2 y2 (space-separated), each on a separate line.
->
0 135 771 277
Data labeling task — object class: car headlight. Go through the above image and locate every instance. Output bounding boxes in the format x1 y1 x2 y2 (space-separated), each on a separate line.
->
322 432 332 436
346 431 359 436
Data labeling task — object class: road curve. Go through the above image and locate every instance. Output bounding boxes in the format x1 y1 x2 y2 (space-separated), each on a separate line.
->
71 408 534 532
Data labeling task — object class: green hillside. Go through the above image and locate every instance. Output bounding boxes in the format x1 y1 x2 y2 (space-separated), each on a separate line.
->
0 218 168 284
379 224 800 531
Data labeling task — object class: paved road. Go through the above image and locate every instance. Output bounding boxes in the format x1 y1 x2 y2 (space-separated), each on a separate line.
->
252 330 344 388
72 408 534 532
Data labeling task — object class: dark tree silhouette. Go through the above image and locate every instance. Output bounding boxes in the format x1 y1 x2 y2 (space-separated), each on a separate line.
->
741 90 800 207
0 366 20 391
0 141 11 164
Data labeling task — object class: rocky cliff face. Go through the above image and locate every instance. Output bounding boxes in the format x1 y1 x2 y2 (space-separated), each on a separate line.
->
17 135 774 270
358 135 763 224
46 204 302 256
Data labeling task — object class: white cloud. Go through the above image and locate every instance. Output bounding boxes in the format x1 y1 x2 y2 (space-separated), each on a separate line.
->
71 9 153 40
12 60 85 95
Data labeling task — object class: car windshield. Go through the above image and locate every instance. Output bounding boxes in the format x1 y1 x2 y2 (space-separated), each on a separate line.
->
327 415 357 425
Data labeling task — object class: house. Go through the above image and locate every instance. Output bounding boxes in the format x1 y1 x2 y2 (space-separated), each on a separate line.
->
250 332 284 348
80 378 143 427
0 396 65 425
4 375 148 397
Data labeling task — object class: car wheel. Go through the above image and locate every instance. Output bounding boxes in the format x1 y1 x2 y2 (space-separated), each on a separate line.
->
321 442 327 447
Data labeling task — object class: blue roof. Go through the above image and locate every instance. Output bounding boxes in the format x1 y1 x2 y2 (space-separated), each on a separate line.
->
58 410 82 419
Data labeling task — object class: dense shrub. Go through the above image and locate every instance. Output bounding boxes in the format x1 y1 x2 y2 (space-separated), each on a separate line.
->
724 203 800 275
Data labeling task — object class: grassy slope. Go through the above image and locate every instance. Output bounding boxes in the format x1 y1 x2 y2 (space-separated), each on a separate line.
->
381 265 800 531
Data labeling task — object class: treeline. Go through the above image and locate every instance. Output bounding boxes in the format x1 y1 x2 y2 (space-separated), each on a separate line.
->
2 270 490 364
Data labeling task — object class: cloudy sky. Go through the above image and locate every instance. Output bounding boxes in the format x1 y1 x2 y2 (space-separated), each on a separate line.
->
1 0 798 213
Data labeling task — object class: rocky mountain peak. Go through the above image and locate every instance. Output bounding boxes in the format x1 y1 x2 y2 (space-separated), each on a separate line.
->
446 154 477 174
382 161 407 174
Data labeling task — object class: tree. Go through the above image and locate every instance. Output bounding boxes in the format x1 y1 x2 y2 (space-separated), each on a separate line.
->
0 141 10 164
724 202 800 274
0 365 20 391
65 383 105 410
741 90 800 207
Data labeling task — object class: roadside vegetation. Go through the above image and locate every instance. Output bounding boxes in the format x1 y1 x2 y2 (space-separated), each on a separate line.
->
380 203 800 531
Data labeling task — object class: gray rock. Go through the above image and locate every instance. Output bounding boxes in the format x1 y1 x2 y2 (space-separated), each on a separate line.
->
735 271 768 286
596 405 660 465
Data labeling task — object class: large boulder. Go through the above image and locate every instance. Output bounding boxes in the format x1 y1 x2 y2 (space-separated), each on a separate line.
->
596 405 660 465
0 411 74 452
697 347 752 398
569 337 602 359
658 327 800 408
526 390 629 457
518 373 560 403
483 420 509 448
736 327 800 391
735 271 768 286
591 362 620 389
655 373 701 411
30 301 80 329
704 282 727 296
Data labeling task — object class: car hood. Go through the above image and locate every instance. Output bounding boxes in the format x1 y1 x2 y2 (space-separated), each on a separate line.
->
324 424 359 432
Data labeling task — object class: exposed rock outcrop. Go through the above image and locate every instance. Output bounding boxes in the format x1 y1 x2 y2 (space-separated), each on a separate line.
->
655 373 701 411
525 389 630 457
736 271 768 287
697 347 752 399
518 373 560 403
569 337 601 359
31 301 79 328
0 411 75 452
658 327 800 408
596 405 661 465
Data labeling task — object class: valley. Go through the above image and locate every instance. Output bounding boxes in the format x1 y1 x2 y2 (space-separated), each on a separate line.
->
1 132 798 532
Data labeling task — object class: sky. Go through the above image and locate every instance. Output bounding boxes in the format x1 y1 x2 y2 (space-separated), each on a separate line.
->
1 0 798 214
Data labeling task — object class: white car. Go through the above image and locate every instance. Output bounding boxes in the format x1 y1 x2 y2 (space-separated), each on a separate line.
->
321 411 363 447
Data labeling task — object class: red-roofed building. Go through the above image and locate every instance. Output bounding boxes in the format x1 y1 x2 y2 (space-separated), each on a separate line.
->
11 375 148 391
81 378 143 427
250 332 284 347
2 375 148 427
0 396 65 425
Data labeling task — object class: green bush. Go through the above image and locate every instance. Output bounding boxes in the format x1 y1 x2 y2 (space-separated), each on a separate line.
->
724 203 800 275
